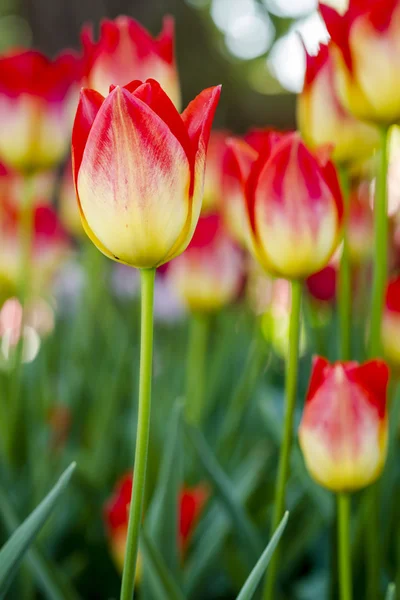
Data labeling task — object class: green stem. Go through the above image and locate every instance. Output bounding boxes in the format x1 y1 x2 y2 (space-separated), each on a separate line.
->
338 493 352 600
338 168 351 361
262 279 302 600
365 126 390 600
369 126 390 357
120 268 155 600
185 312 210 425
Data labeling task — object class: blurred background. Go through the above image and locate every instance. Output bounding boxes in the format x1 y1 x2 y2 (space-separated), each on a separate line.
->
0 0 345 131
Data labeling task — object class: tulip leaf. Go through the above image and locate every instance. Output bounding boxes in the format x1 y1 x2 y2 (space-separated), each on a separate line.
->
386 583 396 600
0 462 76 597
236 511 289 600
184 446 270 595
140 529 185 600
146 402 183 580
185 424 263 564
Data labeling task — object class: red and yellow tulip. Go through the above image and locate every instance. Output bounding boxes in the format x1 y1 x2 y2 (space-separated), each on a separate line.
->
299 356 389 492
71 79 221 269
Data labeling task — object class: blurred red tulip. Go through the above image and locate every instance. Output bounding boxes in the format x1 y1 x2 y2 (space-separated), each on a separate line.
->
104 473 208 572
382 276 400 365
0 50 82 172
59 160 83 237
320 0 400 124
298 42 379 164
82 16 180 108
72 79 221 269
231 132 343 279
201 131 228 213
299 356 389 491
166 213 243 312
347 180 374 263
306 264 337 303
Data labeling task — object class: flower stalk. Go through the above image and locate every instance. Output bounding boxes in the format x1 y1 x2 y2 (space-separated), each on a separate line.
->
263 279 302 600
120 267 155 600
338 493 352 600
185 313 210 425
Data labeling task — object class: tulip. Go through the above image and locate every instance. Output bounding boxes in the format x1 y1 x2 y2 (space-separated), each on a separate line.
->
298 42 379 164
104 473 208 572
320 0 400 125
299 356 389 492
166 213 243 313
72 79 221 269
306 264 337 304
231 132 344 279
382 276 400 365
82 16 180 108
0 50 82 172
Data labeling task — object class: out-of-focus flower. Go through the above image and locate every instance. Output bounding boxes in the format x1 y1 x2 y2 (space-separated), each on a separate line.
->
261 278 307 359
231 132 343 279
299 356 389 492
382 276 400 365
59 161 83 237
0 204 71 300
347 180 374 263
306 264 337 303
104 473 208 572
82 16 180 108
298 42 379 164
222 129 282 247
0 297 43 363
0 50 82 172
166 213 243 313
320 0 400 125
72 79 221 269
0 164 56 209
202 131 228 213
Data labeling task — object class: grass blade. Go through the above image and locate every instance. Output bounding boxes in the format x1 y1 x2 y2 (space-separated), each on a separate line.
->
386 583 396 600
236 512 289 600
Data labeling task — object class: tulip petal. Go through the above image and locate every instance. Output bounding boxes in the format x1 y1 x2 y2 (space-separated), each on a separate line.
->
77 86 191 267
306 356 329 404
348 360 390 418
71 88 105 188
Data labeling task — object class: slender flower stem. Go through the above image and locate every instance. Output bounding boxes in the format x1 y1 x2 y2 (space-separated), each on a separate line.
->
366 126 390 600
263 279 302 600
338 167 351 361
369 126 390 357
338 493 352 600
120 268 155 600
185 312 210 425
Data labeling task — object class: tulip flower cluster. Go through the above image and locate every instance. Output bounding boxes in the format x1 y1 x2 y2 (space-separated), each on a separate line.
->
2 3 400 600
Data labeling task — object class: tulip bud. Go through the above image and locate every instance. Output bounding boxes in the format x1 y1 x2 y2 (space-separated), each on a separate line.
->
72 79 221 269
306 264 337 304
104 473 207 572
0 50 82 172
320 0 400 125
299 356 389 492
166 213 243 313
82 16 180 108
298 42 379 164
382 276 400 365
232 132 343 279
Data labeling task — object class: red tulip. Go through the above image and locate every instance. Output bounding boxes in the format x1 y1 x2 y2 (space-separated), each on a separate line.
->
231 132 344 278
299 356 389 491
382 276 400 365
72 79 220 269
202 131 228 213
297 42 379 164
0 50 82 172
320 0 400 124
82 16 180 108
306 264 337 303
166 213 243 312
104 473 208 572
347 180 374 263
